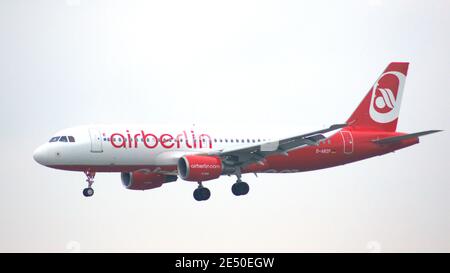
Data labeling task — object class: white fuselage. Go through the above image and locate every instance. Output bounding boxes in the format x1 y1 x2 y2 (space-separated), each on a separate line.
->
33 124 273 172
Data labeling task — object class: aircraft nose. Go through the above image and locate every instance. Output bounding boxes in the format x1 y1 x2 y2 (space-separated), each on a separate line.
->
33 145 49 165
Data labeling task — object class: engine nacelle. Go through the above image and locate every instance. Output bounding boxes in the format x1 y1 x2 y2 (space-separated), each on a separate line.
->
121 171 178 190
178 155 223 182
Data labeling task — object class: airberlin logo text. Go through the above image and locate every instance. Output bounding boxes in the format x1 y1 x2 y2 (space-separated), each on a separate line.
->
190 163 221 169
108 130 212 149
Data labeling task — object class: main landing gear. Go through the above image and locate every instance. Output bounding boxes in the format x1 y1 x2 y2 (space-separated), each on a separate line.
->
231 180 250 196
193 183 211 202
231 170 249 196
192 173 250 201
83 171 95 197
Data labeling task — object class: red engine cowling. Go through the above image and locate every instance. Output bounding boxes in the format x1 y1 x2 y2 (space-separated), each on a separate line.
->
178 155 223 182
121 172 178 190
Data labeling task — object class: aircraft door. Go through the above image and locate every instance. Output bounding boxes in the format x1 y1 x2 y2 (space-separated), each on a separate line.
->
89 128 103 153
340 131 354 155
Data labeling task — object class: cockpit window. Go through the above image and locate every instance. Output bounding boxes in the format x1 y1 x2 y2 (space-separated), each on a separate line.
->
49 136 75 143
49 136 60 142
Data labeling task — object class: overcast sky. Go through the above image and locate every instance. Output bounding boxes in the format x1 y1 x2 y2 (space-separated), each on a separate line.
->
0 0 449 252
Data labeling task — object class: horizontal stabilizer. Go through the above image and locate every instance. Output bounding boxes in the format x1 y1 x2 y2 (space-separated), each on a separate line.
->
372 130 442 145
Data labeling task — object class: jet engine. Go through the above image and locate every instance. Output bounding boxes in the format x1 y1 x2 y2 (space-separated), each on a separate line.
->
121 171 177 190
177 155 223 182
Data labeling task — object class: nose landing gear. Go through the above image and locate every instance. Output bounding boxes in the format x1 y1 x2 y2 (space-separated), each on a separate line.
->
83 171 95 197
83 187 94 197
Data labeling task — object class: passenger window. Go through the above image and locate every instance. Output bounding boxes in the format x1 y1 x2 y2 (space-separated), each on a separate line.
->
59 136 68 142
68 136 75 142
49 137 60 143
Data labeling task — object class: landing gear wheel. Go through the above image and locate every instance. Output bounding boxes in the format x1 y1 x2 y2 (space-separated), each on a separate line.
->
232 181 250 196
193 189 201 201
200 187 211 200
83 170 96 198
83 187 94 197
193 186 211 201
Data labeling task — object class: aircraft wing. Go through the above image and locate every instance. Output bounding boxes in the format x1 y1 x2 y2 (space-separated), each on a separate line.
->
208 124 347 167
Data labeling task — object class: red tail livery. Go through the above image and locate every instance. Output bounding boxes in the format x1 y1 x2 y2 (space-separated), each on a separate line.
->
347 62 408 132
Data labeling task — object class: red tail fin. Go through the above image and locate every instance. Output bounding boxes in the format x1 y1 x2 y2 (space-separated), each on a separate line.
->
347 62 409 132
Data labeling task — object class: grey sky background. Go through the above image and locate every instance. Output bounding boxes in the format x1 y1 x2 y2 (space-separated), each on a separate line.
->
0 0 449 252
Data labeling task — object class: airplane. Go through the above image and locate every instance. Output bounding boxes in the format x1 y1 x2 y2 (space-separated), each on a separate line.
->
33 62 441 201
